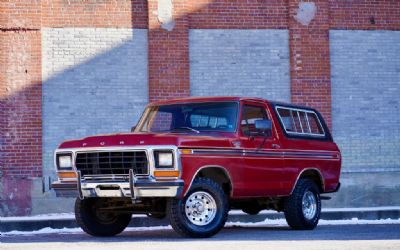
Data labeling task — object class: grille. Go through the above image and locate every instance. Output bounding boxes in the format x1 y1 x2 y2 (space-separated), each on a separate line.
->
75 151 148 176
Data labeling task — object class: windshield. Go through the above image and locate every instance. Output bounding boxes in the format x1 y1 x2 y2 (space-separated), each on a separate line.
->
137 102 239 133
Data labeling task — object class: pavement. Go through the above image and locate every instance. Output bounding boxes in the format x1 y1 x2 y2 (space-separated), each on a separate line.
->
1 224 400 250
1 206 400 233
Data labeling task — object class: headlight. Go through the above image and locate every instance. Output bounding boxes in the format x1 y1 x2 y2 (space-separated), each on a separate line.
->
154 150 174 168
56 153 73 169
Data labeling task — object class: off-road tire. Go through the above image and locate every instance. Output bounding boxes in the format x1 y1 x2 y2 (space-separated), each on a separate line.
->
284 179 321 230
167 177 229 238
75 198 131 236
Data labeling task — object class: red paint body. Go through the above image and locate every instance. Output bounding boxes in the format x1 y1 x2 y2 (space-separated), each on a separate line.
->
59 97 341 199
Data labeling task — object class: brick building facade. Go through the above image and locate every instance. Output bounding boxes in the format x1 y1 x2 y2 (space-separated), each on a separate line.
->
0 0 399 216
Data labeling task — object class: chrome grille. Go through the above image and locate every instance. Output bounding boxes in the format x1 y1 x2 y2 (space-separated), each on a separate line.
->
75 151 148 176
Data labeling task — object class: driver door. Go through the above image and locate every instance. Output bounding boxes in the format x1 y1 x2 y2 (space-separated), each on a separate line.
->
239 101 285 196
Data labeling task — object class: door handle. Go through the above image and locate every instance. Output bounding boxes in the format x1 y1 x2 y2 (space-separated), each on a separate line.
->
272 144 280 149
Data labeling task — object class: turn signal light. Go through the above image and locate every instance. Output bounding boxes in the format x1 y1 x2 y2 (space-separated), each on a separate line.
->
154 170 180 178
179 149 193 154
58 171 78 179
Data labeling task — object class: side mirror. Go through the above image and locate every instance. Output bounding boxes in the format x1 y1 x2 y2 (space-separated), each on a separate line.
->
131 126 136 132
255 120 272 135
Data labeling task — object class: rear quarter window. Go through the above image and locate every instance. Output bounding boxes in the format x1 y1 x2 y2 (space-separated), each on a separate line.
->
276 106 326 139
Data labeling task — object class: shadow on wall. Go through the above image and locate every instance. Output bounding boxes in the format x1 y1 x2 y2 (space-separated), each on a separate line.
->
1 31 150 216
41 28 149 179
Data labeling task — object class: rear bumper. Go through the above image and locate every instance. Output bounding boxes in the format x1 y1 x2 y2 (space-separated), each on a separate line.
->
52 177 184 199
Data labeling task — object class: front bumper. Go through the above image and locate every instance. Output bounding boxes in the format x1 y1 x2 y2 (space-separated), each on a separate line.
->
52 171 184 199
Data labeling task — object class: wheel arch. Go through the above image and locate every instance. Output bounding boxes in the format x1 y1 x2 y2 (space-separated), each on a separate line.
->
291 168 325 194
185 165 233 197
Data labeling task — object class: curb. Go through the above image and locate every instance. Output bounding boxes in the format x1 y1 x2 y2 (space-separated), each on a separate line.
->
1 208 399 233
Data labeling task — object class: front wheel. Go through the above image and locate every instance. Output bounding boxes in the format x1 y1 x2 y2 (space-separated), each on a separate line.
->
284 179 321 230
75 198 132 236
167 178 229 238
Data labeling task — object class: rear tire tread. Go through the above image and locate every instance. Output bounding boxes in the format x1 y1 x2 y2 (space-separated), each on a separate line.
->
284 179 321 230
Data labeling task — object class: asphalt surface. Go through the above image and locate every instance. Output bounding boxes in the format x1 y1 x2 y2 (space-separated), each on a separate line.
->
1 224 400 250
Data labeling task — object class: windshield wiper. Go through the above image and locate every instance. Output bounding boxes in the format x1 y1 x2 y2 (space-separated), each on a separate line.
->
172 127 200 134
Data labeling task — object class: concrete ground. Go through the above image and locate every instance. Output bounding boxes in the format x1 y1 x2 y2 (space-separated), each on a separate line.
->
1 224 400 250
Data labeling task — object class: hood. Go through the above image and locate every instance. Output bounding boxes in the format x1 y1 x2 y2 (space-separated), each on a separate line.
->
58 132 237 149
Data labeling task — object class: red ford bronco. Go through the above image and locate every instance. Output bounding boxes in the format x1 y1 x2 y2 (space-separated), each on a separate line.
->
52 96 341 238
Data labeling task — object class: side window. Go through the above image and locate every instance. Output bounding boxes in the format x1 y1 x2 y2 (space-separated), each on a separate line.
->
277 107 325 137
307 112 324 135
241 105 268 136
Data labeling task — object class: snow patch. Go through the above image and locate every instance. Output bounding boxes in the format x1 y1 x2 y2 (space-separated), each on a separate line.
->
2 220 400 236
226 218 400 228
2 226 172 236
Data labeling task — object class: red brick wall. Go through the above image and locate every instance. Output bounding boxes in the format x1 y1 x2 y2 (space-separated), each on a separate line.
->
330 0 400 30
147 0 190 101
1 0 42 215
188 0 288 29
41 0 148 28
1 31 42 177
0 0 41 29
288 0 332 128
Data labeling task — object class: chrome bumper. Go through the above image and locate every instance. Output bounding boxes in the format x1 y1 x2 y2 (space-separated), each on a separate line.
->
51 170 184 199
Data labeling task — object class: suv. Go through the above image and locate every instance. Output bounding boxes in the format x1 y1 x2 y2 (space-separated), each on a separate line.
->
52 97 341 238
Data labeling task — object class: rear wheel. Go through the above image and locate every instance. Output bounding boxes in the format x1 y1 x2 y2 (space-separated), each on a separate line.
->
75 198 131 236
167 178 229 238
284 179 321 230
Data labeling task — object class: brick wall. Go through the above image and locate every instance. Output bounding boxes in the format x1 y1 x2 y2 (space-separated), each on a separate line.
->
1 0 400 215
330 0 400 30
188 0 288 29
330 30 400 171
41 0 148 28
189 29 290 102
0 0 41 29
42 28 148 177
288 0 332 128
0 0 42 216
147 0 190 101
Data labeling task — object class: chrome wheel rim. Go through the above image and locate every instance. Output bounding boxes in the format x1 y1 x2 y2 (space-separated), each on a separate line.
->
302 191 317 220
184 191 217 226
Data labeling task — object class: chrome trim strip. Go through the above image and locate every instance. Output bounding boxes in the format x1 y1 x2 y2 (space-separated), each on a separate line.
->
305 112 312 133
186 148 337 160
77 171 84 200
129 169 137 200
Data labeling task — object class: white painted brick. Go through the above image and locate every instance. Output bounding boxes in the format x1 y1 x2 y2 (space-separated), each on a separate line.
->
42 28 148 177
189 29 290 102
330 30 400 171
